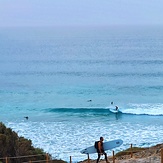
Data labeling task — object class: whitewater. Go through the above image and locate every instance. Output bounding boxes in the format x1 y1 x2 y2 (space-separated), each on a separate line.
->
0 26 163 162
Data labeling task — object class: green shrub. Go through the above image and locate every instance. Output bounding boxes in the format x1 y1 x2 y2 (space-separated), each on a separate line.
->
115 147 146 157
0 122 47 162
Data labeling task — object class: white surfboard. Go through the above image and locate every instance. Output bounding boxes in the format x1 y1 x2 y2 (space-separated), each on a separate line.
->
80 139 123 154
109 108 119 113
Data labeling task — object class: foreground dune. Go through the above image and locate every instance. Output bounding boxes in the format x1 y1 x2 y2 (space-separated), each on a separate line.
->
80 143 163 163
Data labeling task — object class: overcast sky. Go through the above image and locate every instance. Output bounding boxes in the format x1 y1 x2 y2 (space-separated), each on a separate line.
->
0 0 163 27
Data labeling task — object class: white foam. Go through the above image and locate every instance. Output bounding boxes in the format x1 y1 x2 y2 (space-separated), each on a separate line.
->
6 117 163 162
121 103 163 115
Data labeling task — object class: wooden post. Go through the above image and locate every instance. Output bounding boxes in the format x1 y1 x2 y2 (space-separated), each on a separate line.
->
161 148 163 163
87 154 90 163
46 153 49 163
5 157 8 163
130 144 133 158
70 156 72 163
112 151 115 163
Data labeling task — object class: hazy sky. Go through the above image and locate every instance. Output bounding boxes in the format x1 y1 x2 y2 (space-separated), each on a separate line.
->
0 0 163 27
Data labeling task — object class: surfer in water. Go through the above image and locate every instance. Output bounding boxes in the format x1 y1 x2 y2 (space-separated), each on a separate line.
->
24 116 29 120
115 106 118 111
111 102 119 111
96 137 109 163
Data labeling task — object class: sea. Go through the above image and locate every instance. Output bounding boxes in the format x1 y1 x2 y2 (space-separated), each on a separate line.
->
0 26 163 162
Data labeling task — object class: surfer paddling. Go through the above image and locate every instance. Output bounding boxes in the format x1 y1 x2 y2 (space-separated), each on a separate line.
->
96 137 109 163
24 116 29 120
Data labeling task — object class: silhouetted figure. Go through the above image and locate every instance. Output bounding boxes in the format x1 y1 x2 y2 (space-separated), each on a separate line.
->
115 106 118 110
87 100 92 102
96 137 109 163
24 116 29 120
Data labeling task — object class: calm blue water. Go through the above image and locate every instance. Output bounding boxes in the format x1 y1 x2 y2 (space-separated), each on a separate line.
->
0 26 163 162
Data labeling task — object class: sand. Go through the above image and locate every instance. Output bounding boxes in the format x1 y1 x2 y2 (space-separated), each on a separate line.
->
80 143 163 163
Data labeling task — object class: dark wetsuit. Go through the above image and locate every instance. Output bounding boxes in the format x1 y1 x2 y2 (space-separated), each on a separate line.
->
96 141 108 163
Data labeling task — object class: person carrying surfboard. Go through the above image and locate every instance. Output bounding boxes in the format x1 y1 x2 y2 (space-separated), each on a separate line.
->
96 137 109 163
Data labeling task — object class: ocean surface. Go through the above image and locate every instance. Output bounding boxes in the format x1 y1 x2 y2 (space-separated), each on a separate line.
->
0 26 163 162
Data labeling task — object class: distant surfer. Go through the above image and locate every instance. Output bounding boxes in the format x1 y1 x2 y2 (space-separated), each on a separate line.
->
115 106 118 111
111 102 118 111
24 116 29 120
87 99 92 102
96 137 109 163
